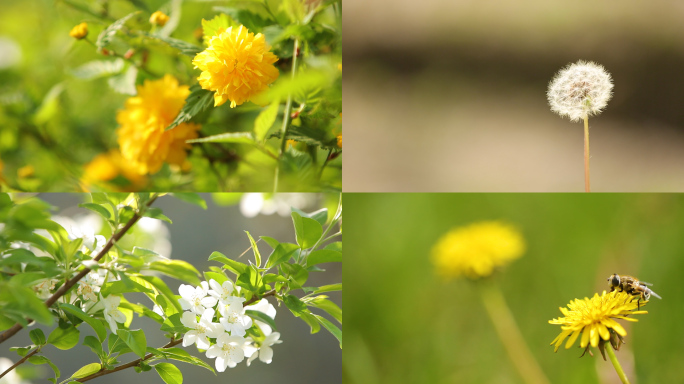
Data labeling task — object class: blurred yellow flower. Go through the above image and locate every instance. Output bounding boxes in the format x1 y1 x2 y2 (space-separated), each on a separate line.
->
70 22 88 39
193 25 279 108
116 75 201 175
149 11 169 26
17 165 34 178
336 134 342 149
81 149 146 190
431 221 525 279
549 290 647 353
286 139 297 149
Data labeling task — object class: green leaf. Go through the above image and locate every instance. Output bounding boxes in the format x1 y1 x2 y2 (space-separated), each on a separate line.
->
201 14 237 42
142 207 172 224
138 275 182 312
170 193 207 209
265 243 299 269
59 303 108 342
161 313 190 333
203 271 228 286
0 282 53 325
158 347 214 373
28 355 50 365
69 59 125 80
79 202 112 220
245 310 277 332
137 32 202 56
107 65 138 95
260 236 280 249
10 346 32 357
305 297 341 324
313 314 342 348
100 280 154 297
166 84 213 131
186 132 255 145
83 335 106 359
29 329 46 345
254 99 280 141
70 363 102 379
148 260 200 285
292 207 328 226
47 326 80 350
244 231 262 267
155 362 183 384
283 294 307 315
33 83 65 125
291 211 323 249
306 249 342 267
117 329 147 358
208 251 247 275
97 11 141 48
309 283 342 294
282 263 308 288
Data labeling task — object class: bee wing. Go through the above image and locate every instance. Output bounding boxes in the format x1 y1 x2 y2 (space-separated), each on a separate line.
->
649 290 662 299
639 281 654 286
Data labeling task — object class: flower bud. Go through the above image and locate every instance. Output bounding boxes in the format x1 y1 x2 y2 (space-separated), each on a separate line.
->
69 22 88 40
149 11 169 27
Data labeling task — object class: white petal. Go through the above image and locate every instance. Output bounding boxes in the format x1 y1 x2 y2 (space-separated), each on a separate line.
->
259 346 273 363
107 317 118 333
196 336 211 350
215 356 228 372
222 280 234 294
208 279 222 293
201 296 218 308
206 345 221 358
178 298 192 311
264 332 281 346
112 310 126 323
181 312 198 328
178 284 195 299
183 332 197 347
200 308 215 322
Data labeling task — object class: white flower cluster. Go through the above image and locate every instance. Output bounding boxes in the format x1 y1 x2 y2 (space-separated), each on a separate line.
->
178 279 282 372
547 60 613 122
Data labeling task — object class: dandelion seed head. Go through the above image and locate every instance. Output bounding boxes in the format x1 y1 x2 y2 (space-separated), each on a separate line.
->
547 60 613 122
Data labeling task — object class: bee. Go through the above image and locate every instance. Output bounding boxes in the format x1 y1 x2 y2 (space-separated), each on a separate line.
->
607 273 661 309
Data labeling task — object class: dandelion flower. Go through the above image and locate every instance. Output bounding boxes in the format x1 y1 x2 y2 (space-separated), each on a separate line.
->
149 11 169 27
192 25 279 108
70 22 88 40
547 60 613 122
116 75 201 175
431 221 525 280
548 290 647 353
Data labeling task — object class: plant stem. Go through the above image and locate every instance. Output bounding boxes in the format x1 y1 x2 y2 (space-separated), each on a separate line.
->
0 347 40 379
584 116 590 192
605 343 631 384
0 195 158 345
478 281 550 384
273 38 300 193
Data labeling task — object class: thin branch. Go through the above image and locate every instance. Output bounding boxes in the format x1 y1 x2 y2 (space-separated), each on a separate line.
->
0 195 159 345
0 348 40 379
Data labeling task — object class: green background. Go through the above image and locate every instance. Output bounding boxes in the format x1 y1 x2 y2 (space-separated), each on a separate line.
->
344 193 684 384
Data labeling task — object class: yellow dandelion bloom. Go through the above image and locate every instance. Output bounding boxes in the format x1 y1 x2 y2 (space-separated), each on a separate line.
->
549 290 647 353
70 22 88 40
149 11 169 27
193 25 279 108
82 150 146 190
116 75 201 175
431 221 525 280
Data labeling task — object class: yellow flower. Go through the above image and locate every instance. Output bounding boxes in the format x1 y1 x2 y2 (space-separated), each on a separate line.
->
149 11 169 27
116 75 201 175
82 150 147 190
17 165 35 178
193 25 279 108
431 221 525 280
70 22 88 40
286 139 297 149
336 134 342 149
549 290 647 353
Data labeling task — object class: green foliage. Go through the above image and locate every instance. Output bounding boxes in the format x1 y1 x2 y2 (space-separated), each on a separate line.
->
165 84 214 131
117 329 147 358
59 303 108 342
154 362 183 384
70 363 102 379
47 325 80 350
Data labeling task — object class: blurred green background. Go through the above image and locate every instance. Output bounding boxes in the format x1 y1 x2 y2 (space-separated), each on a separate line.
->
0 193 341 384
344 0 684 192
344 193 684 384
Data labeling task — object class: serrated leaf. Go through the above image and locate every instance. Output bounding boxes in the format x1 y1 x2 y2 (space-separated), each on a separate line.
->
170 193 207 209
70 59 125 80
29 329 46 345
59 303 108 342
70 363 102 379
306 249 341 267
201 14 237 42
166 84 213 131
117 329 147 358
78 202 112 220
186 132 255 145
138 32 202 56
254 99 280 141
155 362 183 384
47 326 80 350
148 259 201 285
313 314 341 348
97 11 141 48
107 65 138 95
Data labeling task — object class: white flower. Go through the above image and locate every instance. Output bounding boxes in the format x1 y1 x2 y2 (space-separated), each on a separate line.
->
205 334 246 372
33 279 57 299
207 279 238 304
547 60 613 122
219 304 252 337
101 294 126 333
178 281 218 315
245 298 277 335
181 308 222 350
77 271 104 302
246 332 282 366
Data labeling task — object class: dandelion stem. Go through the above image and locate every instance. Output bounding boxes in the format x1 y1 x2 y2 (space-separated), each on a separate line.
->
479 281 550 384
274 38 300 193
605 343 631 384
584 116 590 192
